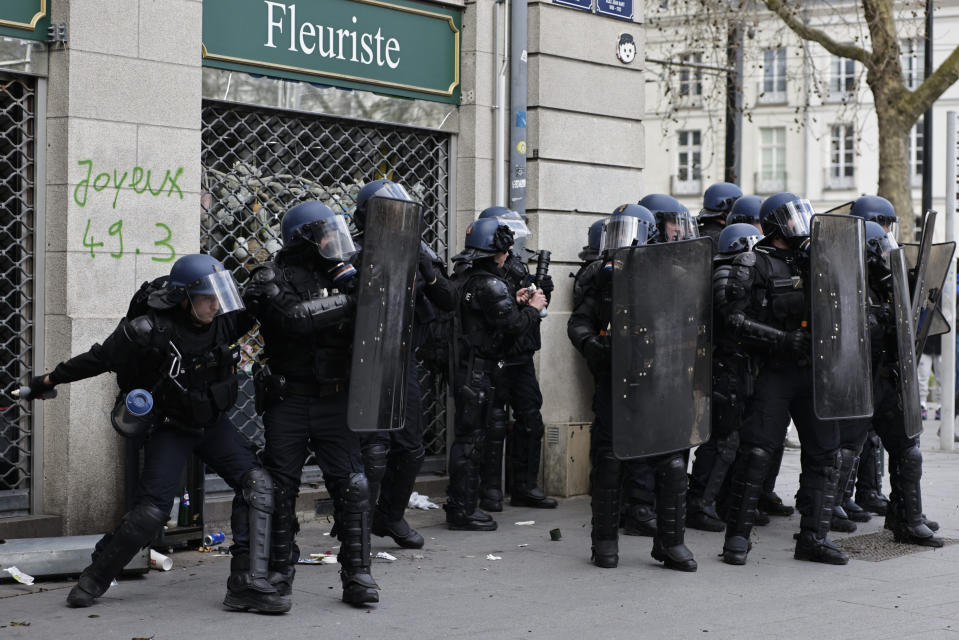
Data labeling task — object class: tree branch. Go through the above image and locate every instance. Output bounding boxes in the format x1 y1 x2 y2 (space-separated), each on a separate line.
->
900 43 959 124
762 0 871 67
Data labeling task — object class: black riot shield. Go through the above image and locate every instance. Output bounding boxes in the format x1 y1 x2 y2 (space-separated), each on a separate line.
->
347 197 423 432
809 214 872 420
890 248 923 439
902 241 957 350
611 238 712 460
909 210 937 326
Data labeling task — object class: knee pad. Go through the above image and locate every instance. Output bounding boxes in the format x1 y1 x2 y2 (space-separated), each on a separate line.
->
362 442 390 483
897 446 923 481
655 454 686 478
716 431 740 464
487 407 508 442
242 467 275 514
340 473 371 514
125 502 168 544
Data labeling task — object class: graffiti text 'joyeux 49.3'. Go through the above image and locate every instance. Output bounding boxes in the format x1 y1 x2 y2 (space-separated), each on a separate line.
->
74 160 183 262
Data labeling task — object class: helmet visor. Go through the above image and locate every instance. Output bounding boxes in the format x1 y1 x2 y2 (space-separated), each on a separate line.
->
371 182 414 203
658 211 699 242
771 199 814 239
302 216 358 261
187 270 245 319
725 233 762 254
599 217 649 254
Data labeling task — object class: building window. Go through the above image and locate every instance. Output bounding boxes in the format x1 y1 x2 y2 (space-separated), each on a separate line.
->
758 127 786 193
909 116 924 187
759 48 787 104
673 129 702 195
829 56 856 101
901 39 924 90
677 52 703 104
827 124 855 189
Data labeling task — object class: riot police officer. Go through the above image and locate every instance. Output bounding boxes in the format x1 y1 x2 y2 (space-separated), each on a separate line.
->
243 201 379 605
352 180 458 549
849 195 899 516
859 217 942 547
687 223 762 532
715 192 847 566
569 204 698 571
473 207 558 512
446 217 547 531
698 182 743 249
579 219 606 264
27 255 285 612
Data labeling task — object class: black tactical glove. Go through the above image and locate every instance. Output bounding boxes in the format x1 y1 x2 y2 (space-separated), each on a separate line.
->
27 374 55 399
538 274 555 296
418 247 438 284
583 336 611 371
780 329 811 355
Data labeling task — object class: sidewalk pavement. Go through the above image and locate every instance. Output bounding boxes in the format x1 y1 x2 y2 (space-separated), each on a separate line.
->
3 421 959 640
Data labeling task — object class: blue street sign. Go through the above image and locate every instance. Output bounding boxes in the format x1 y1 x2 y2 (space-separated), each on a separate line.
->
553 0 592 10
596 0 633 20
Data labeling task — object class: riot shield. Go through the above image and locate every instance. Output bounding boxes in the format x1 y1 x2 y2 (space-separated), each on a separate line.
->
347 196 423 432
822 201 854 216
902 241 957 349
909 210 937 326
611 238 712 460
890 248 923 439
809 214 872 420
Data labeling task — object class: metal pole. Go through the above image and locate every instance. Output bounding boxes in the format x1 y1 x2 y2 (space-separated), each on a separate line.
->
941 111 957 450
724 20 743 185
508 0 528 217
922 0 934 216
494 0 508 207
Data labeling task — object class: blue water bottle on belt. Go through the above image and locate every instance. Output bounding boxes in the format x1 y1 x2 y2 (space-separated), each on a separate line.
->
110 388 154 438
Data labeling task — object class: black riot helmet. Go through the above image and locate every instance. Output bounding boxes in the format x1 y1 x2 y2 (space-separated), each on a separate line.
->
864 220 898 269
758 192 814 247
598 204 653 256
281 200 357 263
639 193 699 242
718 223 762 255
579 218 607 262
726 195 763 229
354 179 413 232
464 217 514 257
851 195 898 234
701 182 743 219
478 206 531 256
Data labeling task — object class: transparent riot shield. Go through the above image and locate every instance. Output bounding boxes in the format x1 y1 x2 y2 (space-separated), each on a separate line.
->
902 241 957 350
909 210 937 326
611 238 712 460
809 214 872 420
889 248 923 439
347 197 423 432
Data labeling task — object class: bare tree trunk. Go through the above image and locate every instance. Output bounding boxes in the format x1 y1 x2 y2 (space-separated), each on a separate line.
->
874 97 913 241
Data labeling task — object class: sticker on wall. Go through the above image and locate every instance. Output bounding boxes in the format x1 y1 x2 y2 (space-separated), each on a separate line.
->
515 111 527 129
616 33 636 64
516 141 527 155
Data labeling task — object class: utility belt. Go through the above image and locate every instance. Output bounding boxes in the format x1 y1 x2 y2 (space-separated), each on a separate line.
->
252 363 344 414
469 355 504 375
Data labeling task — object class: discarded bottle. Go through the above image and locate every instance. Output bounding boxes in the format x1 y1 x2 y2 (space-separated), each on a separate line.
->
203 531 226 546
178 488 191 527
110 389 154 438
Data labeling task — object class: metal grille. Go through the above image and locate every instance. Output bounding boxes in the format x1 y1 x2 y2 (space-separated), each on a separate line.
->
835 530 959 562
201 100 451 471
0 74 37 517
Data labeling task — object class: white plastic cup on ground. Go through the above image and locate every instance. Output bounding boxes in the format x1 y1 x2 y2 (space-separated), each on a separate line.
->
149 549 173 571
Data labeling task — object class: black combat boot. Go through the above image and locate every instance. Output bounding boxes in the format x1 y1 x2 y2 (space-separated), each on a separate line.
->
794 453 849 565
372 448 425 549
758 491 795 517
509 412 558 508
722 447 771 566
836 447 870 523
855 433 889 515
687 431 738 532
267 485 299 598
331 473 380 605
651 456 697 572
885 447 943 547
590 452 621 568
67 502 167 607
223 469 290 614
446 437 497 531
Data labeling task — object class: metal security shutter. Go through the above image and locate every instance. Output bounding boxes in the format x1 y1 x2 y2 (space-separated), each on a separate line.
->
0 74 37 517
201 100 451 474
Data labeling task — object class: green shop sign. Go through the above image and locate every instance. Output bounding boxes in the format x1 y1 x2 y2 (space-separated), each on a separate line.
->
0 0 50 42
203 0 461 104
